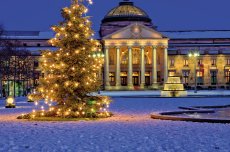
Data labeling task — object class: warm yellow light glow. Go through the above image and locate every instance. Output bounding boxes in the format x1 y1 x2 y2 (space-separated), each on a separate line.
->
6 97 14 105
68 22 72 26
75 83 79 87
75 50 79 54
75 34 79 38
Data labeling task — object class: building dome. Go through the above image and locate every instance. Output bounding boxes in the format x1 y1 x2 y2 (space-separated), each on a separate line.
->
100 1 155 38
102 1 151 23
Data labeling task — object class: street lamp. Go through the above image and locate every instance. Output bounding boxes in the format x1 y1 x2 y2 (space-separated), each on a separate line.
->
5 96 16 108
188 50 200 93
228 69 230 90
91 45 104 59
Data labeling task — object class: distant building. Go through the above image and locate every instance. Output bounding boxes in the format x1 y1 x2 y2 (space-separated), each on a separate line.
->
1 1 230 96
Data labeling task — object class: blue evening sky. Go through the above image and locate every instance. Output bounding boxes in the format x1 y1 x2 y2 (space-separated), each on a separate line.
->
0 0 229 32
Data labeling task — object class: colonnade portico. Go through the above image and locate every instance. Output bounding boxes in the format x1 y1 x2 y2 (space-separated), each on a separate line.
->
103 40 169 90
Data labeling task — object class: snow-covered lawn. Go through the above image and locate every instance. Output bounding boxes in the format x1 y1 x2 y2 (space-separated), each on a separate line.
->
0 96 230 152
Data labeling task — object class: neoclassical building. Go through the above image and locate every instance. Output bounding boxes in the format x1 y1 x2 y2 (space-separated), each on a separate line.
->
1 0 230 96
99 1 230 90
102 23 169 90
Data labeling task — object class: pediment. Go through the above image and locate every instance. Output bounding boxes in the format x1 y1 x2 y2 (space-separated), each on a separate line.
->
102 23 167 39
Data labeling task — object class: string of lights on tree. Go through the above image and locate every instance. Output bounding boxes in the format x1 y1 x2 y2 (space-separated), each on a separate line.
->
20 0 111 119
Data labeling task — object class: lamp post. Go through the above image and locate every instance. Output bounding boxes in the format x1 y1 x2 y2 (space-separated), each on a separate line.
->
5 96 16 108
228 69 230 90
188 50 200 93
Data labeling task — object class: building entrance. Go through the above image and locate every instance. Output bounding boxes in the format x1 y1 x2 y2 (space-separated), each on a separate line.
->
121 76 127 86
133 72 139 86
133 76 139 86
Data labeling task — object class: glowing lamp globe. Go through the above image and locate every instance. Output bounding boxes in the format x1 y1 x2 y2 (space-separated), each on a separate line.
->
5 96 16 108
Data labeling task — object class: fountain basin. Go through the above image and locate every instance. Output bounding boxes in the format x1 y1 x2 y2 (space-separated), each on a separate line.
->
151 105 230 123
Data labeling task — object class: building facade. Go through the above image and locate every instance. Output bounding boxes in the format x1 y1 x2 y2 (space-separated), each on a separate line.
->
1 1 230 96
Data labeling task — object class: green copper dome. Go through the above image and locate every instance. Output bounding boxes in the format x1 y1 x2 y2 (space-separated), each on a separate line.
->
107 2 148 17
102 1 151 23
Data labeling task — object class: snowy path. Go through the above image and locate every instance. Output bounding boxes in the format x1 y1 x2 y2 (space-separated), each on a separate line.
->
0 97 230 152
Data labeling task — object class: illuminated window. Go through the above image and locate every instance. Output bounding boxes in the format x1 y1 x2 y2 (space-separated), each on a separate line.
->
121 72 127 86
170 59 175 66
197 71 204 85
211 59 216 66
132 55 139 64
109 55 114 65
184 59 188 66
198 59 202 65
197 71 203 77
145 55 150 64
226 59 230 65
109 73 115 82
225 71 230 84
121 54 128 65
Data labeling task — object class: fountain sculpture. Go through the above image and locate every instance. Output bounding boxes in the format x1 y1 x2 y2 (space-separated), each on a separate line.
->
161 76 187 97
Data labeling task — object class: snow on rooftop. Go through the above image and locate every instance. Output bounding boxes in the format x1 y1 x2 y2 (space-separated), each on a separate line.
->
1 31 55 39
1 30 230 40
161 30 230 39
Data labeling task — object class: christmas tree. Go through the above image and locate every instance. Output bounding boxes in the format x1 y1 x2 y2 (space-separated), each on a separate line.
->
21 0 111 119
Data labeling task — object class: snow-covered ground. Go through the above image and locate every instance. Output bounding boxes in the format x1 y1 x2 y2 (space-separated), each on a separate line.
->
0 96 230 152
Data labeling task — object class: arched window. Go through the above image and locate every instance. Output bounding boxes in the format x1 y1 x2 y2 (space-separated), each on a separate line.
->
145 55 150 64
132 49 140 64
109 54 115 65
121 51 150 65
121 52 128 65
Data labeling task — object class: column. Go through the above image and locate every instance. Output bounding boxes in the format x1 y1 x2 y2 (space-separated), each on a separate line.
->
164 46 168 83
127 46 134 89
104 46 110 89
151 46 158 89
140 46 145 89
115 46 121 88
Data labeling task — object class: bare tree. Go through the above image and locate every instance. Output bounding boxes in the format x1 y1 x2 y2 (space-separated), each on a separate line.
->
0 27 37 97
0 24 3 36
0 25 4 97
